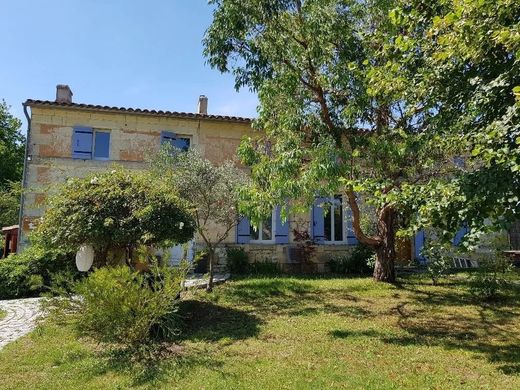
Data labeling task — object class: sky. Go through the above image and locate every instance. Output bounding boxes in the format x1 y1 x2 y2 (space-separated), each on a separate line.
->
0 0 258 129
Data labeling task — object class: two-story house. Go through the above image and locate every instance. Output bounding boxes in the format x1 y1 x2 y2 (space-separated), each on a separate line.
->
19 85 420 271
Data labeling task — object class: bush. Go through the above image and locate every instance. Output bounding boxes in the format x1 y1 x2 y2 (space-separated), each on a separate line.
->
249 261 280 275
48 264 187 348
226 247 249 274
327 244 374 275
36 167 196 267
0 245 77 299
422 243 454 285
469 235 512 300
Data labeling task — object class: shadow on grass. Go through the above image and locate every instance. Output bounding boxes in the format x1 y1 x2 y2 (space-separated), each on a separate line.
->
386 278 520 375
177 300 261 342
218 276 376 319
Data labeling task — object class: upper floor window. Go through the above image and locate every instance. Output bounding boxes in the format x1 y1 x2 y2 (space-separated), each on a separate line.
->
72 126 110 160
161 131 190 151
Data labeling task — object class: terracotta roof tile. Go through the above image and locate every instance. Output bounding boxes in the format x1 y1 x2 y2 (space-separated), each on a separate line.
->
24 99 253 123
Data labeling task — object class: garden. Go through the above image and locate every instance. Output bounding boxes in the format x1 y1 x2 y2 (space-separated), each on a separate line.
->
1 273 520 389
1 0 519 389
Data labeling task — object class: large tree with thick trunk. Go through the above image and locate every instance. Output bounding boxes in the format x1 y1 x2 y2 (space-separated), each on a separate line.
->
204 0 467 282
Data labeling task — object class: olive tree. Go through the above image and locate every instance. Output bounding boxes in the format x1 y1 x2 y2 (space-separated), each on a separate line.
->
36 167 196 267
152 146 248 291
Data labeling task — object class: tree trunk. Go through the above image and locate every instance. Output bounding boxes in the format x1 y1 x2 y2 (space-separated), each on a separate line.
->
373 207 396 283
206 248 215 292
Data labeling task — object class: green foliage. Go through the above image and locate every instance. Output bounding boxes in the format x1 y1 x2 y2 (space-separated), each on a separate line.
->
0 181 21 228
371 0 520 240
226 247 249 275
0 100 24 189
151 146 248 288
248 261 280 275
0 244 76 299
422 242 454 285
203 0 470 283
48 264 187 348
469 235 513 300
327 244 374 275
36 167 195 261
0 256 31 299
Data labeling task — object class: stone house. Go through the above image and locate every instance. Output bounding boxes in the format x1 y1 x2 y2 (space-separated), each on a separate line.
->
19 85 422 271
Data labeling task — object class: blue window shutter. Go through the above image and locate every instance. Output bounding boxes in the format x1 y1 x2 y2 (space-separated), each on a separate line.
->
274 205 289 244
72 126 93 159
93 132 110 160
453 225 468 246
160 131 177 146
346 207 358 245
414 230 426 263
312 198 325 244
236 216 251 244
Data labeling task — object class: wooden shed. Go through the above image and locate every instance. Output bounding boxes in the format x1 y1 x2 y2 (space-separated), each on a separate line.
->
1 225 19 258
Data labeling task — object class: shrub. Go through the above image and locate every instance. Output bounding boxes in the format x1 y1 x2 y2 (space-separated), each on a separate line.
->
36 167 196 267
327 244 374 275
469 235 512 300
422 243 454 285
226 247 249 274
249 261 280 275
0 257 31 299
48 264 187 348
0 245 77 299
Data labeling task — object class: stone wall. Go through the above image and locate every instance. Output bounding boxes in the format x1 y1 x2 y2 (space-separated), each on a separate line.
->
20 105 255 247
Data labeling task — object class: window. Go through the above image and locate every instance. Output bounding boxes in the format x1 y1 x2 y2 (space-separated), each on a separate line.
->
161 131 190 151
236 206 289 244
323 196 344 243
72 127 110 160
312 196 357 245
250 212 274 242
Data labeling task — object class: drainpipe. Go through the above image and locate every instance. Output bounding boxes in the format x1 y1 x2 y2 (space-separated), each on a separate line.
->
17 102 31 252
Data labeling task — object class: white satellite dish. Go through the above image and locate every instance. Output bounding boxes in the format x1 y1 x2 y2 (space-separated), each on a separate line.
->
75 245 94 272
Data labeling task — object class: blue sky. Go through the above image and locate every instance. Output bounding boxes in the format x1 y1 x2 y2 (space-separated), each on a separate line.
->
0 0 258 128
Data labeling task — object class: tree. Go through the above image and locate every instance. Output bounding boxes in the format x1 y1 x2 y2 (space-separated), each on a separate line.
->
36 167 196 267
0 100 25 189
204 0 463 282
0 181 21 228
368 0 520 242
151 146 248 291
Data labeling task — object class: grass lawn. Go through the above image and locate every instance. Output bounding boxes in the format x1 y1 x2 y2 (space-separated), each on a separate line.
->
1 273 519 389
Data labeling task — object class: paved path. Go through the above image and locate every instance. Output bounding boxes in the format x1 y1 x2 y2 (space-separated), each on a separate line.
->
0 297 43 350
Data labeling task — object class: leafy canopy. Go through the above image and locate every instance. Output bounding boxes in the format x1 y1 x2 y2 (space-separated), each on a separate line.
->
204 0 465 242
0 100 25 189
369 0 520 241
152 146 248 247
36 167 196 253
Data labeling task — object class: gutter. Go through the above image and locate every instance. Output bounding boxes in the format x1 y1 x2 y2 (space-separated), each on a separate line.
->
17 102 31 252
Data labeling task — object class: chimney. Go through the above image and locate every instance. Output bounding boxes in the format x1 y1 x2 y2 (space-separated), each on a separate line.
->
197 95 208 115
56 84 73 103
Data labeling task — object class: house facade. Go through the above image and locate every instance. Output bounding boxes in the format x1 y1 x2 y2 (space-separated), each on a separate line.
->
20 85 420 271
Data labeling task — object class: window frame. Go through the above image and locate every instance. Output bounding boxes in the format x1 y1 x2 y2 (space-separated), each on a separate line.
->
323 195 347 245
92 130 111 161
250 210 276 244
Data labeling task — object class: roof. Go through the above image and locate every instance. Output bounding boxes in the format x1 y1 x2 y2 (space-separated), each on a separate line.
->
24 99 253 124
1 225 19 233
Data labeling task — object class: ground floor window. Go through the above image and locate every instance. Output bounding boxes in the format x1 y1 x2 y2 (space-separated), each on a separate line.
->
250 211 274 242
324 195 345 243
